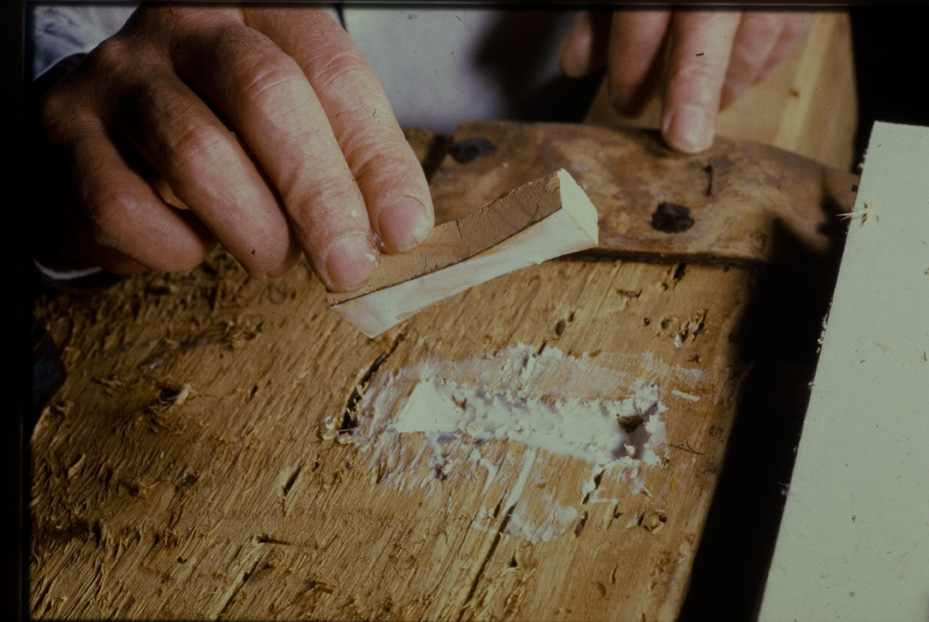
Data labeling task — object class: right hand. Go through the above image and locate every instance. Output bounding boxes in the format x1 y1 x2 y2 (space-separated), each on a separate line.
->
559 10 812 154
36 6 434 291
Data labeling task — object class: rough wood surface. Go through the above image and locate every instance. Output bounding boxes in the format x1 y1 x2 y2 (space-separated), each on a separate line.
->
328 169 598 337
31 255 753 622
583 12 859 172
29 125 848 621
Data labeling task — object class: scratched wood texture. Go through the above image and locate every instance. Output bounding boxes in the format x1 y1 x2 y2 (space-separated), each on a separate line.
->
29 121 854 620
31 253 750 621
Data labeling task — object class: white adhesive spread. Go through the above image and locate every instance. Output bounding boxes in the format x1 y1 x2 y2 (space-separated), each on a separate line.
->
347 344 679 542
390 375 664 465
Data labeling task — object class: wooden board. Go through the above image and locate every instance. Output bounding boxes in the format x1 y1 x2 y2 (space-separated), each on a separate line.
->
430 121 856 266
583 12 859 172
758 122 929 620
31 254 752 621
28 126 849 621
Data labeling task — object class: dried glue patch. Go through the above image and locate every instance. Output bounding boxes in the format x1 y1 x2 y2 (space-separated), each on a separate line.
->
351 344 667 466
387 375 665 465
347 344 670 542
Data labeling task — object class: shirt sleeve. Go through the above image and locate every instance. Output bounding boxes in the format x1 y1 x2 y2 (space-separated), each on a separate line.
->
31 4 138 79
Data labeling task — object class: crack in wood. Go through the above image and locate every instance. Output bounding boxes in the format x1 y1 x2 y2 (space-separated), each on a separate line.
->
704 164 715 197
339 332 406 433
574 510 589 537
582 471 604 505
216 557 262 620
457 505 517 621
281 464 302 498
669 442 703 455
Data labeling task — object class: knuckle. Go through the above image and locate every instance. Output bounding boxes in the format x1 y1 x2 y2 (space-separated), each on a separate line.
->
310 49 379 93
86 36 132 74
238 55 307 114
288 175 362 230
37 82 98 142
164 122 228 173
308 175 362 211
668 57 717 84
667 59 723 105
84 188 139 249
351 146 414 193
666 62 729 110
338 121 406 167
203 28 311 117
209 26 302 88
80 36 155 96
129 80 234 175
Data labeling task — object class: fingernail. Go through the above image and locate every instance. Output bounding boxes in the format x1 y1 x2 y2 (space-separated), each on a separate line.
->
265 245 301 280
377 196 433 253
663 104 713 154
325 232 379 291
265 258 290 280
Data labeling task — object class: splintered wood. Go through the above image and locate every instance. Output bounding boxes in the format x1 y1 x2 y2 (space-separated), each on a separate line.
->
328 169 598 337
29 124 856 621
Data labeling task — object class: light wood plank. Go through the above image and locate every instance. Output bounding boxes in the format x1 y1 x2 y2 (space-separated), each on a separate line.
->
758 121 929 621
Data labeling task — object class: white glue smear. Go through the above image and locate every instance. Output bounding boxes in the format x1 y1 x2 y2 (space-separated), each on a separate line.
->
389 374 664 465
354 344 667 465
348 344 670 540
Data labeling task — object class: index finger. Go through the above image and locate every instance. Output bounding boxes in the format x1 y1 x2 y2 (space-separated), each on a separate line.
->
661 11 741 153
246 9 435 256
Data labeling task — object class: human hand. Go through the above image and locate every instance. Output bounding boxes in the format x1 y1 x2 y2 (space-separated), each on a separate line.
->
559 10 812 153
36 6 433 291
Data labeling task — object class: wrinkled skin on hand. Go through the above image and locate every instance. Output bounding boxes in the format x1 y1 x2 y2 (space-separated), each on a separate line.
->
559 10 812 154
36 6 434 291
